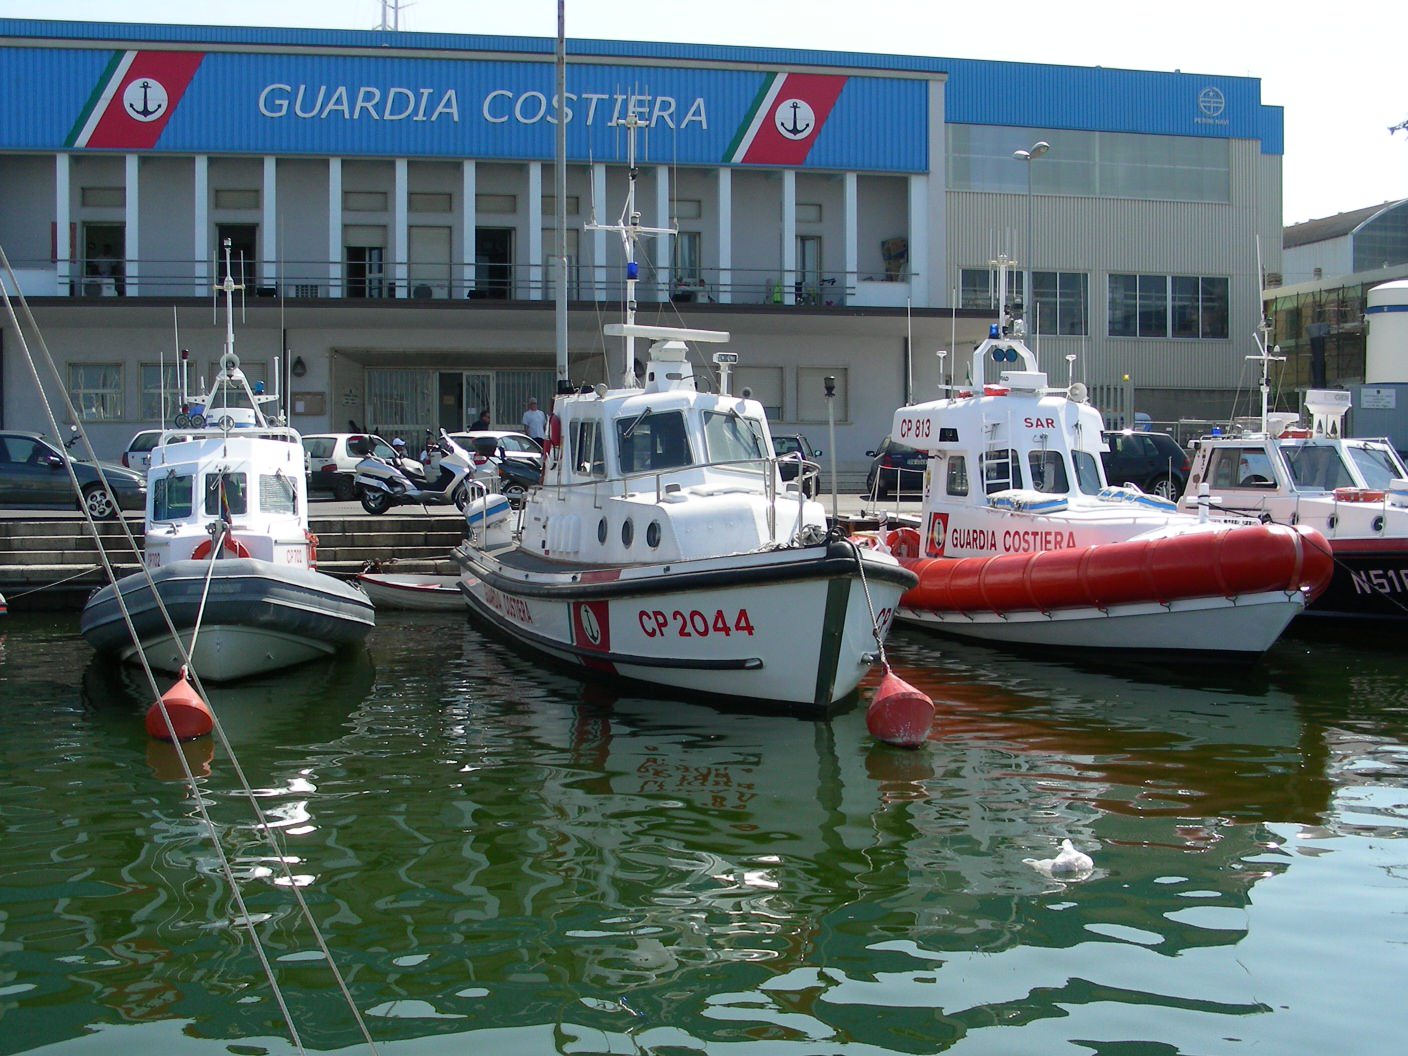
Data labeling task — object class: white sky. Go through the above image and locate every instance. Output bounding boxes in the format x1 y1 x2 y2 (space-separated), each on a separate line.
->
5 0 1404 226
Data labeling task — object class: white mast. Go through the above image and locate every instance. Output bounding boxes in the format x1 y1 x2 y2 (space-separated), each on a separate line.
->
554 1 569 393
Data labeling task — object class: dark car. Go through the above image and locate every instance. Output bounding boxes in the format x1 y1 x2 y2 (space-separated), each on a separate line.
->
772 434 821 497
1101 429 1190 499
0 430 147 519
864 437 927 500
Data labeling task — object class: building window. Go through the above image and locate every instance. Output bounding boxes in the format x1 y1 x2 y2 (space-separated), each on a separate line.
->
214 189 260 210
735 366 783 419
140 362 180 423
1109 274 1228 338
542 195 580 216
69 363 123 421
80 187 124 208
1032 271 1089 335
796 202 822 223
344 191 388 212
674 231 702 283
409 192 452 213
476 193 516 215
671 198 702 220
960 267 1024 311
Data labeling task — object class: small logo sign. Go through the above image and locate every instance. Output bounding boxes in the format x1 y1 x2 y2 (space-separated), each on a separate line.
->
1198 86 1225 119
124 78 169 122
927 512 949 557
774 98 815 141
579 604 602 646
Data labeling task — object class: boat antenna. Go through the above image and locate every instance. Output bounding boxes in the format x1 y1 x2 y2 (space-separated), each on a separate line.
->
553 0 570 396
1248 314 1284 434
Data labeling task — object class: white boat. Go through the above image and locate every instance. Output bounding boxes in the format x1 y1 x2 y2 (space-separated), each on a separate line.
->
453 106 914 712
80 245 374 680
1186 381 1408 621
356 571 463 611
857 257 1332 654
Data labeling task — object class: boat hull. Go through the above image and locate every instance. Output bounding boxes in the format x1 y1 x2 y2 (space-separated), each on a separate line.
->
455 540 915 711
81 559 375 681
1309 540 1408 619
356 573 464 612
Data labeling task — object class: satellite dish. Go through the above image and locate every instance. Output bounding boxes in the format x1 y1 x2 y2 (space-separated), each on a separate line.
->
1068 382 1088 404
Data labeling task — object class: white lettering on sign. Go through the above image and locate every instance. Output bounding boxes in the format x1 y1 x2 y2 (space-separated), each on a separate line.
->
481 90 707 129
259 83 460 122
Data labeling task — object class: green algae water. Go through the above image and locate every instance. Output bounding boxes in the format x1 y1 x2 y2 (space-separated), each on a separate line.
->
2 610 1407 1054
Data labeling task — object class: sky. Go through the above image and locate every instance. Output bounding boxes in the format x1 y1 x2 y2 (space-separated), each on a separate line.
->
4 0 1404 226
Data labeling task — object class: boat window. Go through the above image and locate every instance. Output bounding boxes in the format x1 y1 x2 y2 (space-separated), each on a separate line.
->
1027 450 1070 494
1207 447 1277 489
1073 451 1103 494
946 456 969 496
260 473 298 515
1284 444 1354 491
204 471 248 516
1348 443 1406 489
152 473 194 521
617 410 693 474
980 448 1021 493
572 419 606 477
703 410 766 467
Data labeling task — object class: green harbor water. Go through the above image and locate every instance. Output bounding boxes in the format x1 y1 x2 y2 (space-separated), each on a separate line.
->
2 610 1406 1055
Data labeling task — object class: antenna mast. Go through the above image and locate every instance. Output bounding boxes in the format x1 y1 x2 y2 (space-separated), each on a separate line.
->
554 0 569 393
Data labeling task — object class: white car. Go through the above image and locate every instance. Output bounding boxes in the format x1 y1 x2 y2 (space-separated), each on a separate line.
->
302 433 398 500
446 430 544 472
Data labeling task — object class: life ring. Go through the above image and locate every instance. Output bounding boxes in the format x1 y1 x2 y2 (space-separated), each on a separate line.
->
1333 487 1386 503
305 529 319 568
191 534 251 560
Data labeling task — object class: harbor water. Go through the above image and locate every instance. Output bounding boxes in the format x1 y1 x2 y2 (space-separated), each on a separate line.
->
2 610 1407 1054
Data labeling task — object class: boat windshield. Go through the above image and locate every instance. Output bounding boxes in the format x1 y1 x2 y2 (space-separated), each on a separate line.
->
1073 451 1103 494
1283 443 1356 492
1027 450 1070 494
152 473 194 522
702 409 767 468
615 409 693 474
1347 443 1406 489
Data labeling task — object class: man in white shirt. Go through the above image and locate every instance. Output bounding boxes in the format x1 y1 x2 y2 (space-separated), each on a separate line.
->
521 396 547 442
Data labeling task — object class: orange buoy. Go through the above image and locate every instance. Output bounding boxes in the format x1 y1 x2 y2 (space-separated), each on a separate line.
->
145 672 214 741
866 666 935 748
146 736 215 781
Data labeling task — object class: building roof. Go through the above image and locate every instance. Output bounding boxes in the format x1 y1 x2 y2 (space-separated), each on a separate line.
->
1285 201 1408 248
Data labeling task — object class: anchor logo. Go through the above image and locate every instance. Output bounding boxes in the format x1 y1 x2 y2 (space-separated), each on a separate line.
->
123 78 169 123
774 98 816 141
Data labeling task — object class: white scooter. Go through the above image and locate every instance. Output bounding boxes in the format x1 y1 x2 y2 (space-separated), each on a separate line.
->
353 431 477 515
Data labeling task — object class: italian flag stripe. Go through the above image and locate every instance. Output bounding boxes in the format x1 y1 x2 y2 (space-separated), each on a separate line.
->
66 51 132 148
725 73 784 164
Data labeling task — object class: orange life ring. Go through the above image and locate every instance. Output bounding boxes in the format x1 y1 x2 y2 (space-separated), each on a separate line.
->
305 529 319 568
191 534 251 560
1333 487 1386 503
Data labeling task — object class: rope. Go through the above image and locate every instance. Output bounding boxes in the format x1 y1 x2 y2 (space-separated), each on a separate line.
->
843 532 890 671
2 562 105 600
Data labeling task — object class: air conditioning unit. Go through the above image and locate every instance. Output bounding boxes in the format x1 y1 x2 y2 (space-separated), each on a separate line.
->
293 284 320 298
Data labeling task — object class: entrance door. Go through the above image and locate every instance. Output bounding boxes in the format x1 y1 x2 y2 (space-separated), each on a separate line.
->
438 372 463 434
474 228 513 300
81 223 125 297
462 372 494 429
216 223 257 292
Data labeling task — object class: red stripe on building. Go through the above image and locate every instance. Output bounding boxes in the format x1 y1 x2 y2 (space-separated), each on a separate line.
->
86 52 204 150
739 74 847 166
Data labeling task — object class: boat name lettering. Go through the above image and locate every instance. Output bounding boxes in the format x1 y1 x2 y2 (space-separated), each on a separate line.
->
1024 417 1057 429
1003 529 1077 553
484 585 534 624
897 416 931 440
1351 567 1408 596
638 608 756 638
481 91 708 130
259 84 461 122
950 528 997 550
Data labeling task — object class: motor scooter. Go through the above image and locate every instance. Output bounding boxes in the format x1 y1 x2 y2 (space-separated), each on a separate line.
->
354 431 476 515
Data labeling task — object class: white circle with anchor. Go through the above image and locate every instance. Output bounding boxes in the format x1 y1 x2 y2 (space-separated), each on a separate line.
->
773 98 816 141
123 78 169 122
579 605 603 646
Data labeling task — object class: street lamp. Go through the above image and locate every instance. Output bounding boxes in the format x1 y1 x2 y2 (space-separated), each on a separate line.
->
1012 140 1050 335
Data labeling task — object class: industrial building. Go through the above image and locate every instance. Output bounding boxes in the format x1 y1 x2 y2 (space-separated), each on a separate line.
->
0 18 1285 470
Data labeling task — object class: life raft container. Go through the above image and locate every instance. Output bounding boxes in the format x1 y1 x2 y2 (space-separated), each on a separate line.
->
872 522 1332 614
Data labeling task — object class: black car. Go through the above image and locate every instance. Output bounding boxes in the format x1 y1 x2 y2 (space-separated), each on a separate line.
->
1101 430 1190 499
772 434 821 497
864 437 926 500
0 430 147 519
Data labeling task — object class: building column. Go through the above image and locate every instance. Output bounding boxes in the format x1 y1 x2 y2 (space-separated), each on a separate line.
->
908 173 929 309
262 155 277 291
54 155 70 293
460 160 476 297
193 155 208 295
591 162 607 300
124 154 140 295
716 167 732 305
843 171 857 307
327 157 342 297
527 161 543 300
655 165 671 301
781 169 796 306
393 158 408 298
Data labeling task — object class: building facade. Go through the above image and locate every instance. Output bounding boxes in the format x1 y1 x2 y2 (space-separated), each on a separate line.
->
0 19 1284 470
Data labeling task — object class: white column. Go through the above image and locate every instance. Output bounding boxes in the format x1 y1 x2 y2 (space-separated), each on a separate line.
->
717 168 732 305
262 155 277 291
124 154 140 295
781 169 796 306
908 173 929 309
327 157 342 297
393 158 408 297
655 164 671 301
843 171 858 307
591 162 607 299
193 155 208 295
54 155 70 293
460 160 476 297
527 161 543 300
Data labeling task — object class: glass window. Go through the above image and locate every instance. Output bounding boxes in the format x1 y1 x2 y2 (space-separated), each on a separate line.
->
1200 277 1229 339
0 435 55 465
1137 274 1168 338
673 231 702 283
1284 445 1354 491
1352 201 1408 273
1027 451 1069 494
1032 271 1088 336
139 363 179 423
69 363 123 421
616 410 692 474
303 437 335 459
1347 443 1406 489
980 448 1021 493
1074 451 1103 494
703 410 767 467
260 473 298 514
1172 276 1201 338
571 419 605 477
946 456 969 497
1207 447 1277 489
204 471 248 517
1108 274 1140 337
153 474 194 521
960 267 1023 311
1111 274 1228 339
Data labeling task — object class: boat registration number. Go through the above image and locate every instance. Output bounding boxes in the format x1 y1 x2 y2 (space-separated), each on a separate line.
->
638 608 755 638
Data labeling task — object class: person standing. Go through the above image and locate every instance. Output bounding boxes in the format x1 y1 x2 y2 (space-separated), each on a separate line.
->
521 396 547 442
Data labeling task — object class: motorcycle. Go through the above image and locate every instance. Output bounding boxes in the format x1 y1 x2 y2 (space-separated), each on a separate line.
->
353 431 477 515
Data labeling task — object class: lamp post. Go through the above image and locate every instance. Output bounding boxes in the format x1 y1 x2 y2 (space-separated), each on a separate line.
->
1012 140 1050 334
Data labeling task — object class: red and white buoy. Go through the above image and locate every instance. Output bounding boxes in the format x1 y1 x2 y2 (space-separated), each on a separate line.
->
866 666 935 748
145 669 214 741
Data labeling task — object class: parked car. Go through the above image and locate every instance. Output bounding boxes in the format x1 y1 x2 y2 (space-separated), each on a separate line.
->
771 434 821 497
303 433 397 500
0 430 146 519
447 430 544 474
864 437 926 500
121 428 203 471
1101 429 1190 499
